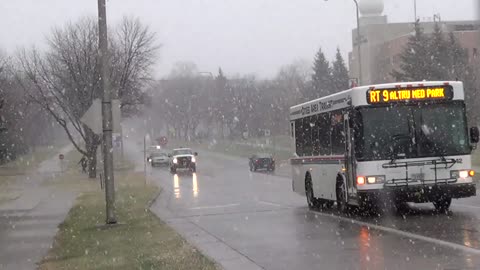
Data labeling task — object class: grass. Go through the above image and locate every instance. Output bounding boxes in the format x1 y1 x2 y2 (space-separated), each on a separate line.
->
39 170 217 270
0 146 61 175
168 137 292 161
0 146 64 205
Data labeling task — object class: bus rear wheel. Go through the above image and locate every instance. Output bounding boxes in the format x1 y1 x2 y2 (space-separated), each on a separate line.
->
305 176 320 209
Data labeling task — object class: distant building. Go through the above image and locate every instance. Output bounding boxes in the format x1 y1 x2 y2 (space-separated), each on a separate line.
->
349 0 480 85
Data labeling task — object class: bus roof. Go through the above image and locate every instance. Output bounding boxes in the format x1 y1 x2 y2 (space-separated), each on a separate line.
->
290 81 464 121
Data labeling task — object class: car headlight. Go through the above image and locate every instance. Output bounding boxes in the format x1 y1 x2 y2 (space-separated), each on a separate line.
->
451 170 474 179
191 156 196 163
173 158 178 164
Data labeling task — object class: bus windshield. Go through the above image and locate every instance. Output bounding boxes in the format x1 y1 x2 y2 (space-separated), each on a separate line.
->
356 102 471 161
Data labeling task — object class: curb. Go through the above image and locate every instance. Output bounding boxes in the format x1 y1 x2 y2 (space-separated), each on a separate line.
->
147 187 162 208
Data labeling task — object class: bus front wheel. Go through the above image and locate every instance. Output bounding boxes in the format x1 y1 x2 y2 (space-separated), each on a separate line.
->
433 197 452 212
305 175 320 209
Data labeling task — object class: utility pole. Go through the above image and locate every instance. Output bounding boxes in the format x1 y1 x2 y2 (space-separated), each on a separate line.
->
98 0 117 224
353 0 363 86
414 0 417 22
325 0 363 85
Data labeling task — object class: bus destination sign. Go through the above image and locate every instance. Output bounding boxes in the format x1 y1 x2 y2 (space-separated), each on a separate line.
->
367 85 454 104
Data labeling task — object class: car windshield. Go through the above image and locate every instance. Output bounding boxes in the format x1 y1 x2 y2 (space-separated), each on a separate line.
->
173 149 193 156
151 152 167 157
356 102 471 161
255 154 272 159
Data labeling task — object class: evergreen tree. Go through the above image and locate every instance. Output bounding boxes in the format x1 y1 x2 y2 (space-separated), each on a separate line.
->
446 32 469 80
332 48 350 91
445 33 477 124
429 23 450 80
392 21 433 81
311 47 334 98
215 68 229 138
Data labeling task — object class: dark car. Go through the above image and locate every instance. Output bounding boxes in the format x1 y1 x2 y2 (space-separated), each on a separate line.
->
249 154 275 172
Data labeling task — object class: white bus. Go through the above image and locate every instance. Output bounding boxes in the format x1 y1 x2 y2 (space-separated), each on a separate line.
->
290 81 479 212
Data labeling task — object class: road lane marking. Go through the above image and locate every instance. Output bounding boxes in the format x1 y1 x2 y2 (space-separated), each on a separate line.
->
189 203 240 210
312 210 480 255
258 200 283 207
453 203 480 210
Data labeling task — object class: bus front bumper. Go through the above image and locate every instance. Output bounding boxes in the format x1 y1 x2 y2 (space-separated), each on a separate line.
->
358 183 476 204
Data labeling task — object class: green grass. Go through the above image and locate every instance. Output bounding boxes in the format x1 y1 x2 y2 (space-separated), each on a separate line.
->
39 172 218 270
0 146 64 205
0 146 60 176
169 137 292 161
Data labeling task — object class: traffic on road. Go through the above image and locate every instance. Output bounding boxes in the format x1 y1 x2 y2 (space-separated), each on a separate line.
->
2 0 480 269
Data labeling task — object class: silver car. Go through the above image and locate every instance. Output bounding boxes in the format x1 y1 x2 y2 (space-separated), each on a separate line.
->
148 151 170 167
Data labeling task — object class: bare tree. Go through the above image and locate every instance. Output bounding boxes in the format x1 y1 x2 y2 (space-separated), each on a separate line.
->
16 17 159 178
111 16 160 115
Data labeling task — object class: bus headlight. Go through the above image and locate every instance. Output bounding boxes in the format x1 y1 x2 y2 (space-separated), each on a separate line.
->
367 177 376 184
358 175 386 185
173 158 178 164
451 170 474 179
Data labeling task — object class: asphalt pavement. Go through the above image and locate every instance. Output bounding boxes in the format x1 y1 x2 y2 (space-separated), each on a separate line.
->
126 138 480 270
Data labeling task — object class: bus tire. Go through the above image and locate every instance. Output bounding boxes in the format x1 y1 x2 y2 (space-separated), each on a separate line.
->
433 197 452 212
324 201 334 209
305 174 320 209
336 176 348 213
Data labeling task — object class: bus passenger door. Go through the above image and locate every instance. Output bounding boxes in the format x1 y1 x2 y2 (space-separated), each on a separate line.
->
344 114 355 195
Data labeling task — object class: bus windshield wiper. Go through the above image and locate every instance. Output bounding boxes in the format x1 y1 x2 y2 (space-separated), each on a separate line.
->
419 128 448 161
389 134 411 163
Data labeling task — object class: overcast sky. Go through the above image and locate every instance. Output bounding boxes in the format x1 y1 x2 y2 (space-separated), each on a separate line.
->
0 0 477 78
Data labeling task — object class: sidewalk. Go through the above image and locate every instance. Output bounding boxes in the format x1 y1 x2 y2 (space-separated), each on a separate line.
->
0 145 78 270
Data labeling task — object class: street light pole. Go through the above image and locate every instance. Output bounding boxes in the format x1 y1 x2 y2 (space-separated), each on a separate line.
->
98 0 117 224
353 0 363 86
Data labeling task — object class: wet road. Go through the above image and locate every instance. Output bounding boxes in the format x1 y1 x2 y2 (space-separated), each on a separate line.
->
130 141 480 269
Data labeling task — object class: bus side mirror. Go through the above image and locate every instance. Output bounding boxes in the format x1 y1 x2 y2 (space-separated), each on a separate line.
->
470 127 479 144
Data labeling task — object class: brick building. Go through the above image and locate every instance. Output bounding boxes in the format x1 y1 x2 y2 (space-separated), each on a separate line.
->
349 1 479 85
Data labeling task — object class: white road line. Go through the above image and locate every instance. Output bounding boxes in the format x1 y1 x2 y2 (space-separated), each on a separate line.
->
453 203 480 210
189 203 240 210
258 200 283 207
313 210 480 255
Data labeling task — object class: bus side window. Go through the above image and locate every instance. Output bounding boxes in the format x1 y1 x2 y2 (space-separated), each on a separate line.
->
295 119 304 156
331 111 345 155
312 115 320 156
303 116 314 156
318 113 331 155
